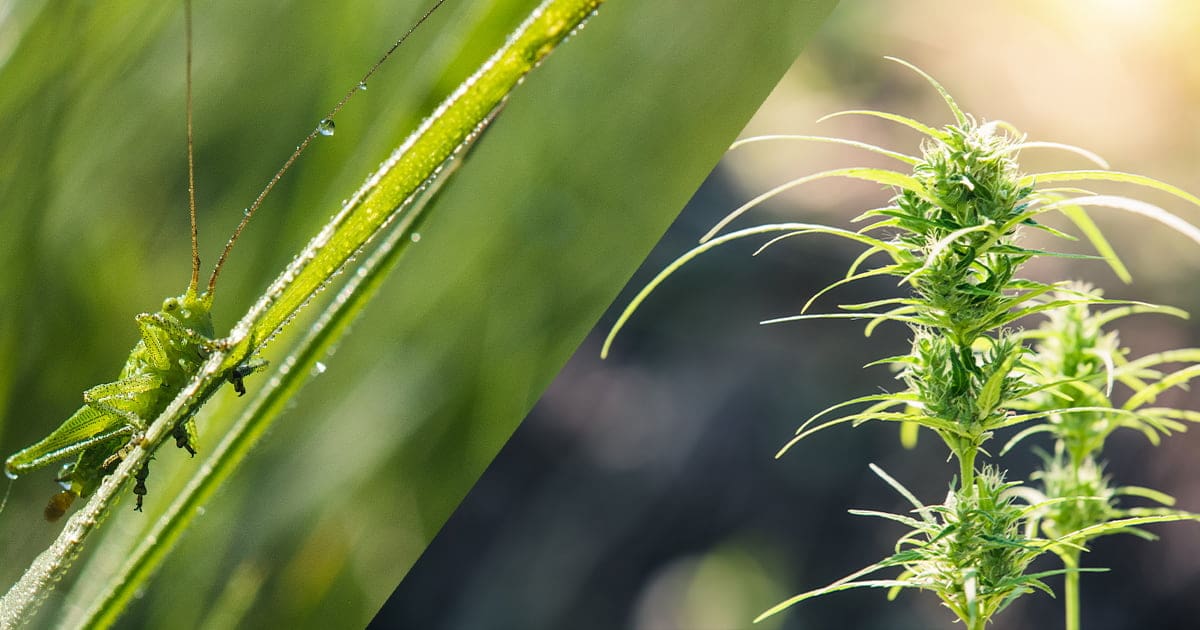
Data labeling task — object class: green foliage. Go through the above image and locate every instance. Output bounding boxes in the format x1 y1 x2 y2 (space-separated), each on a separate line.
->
756 465 1089 628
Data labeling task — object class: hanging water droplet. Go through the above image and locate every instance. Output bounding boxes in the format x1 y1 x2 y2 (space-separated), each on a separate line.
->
317 119 336 136
358 82 368 91
410 232 421 243
54 463 72 486
5 467 18 481
313 361 327 376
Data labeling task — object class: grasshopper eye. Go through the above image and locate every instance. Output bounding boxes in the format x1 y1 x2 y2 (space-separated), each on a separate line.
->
163 297 180 312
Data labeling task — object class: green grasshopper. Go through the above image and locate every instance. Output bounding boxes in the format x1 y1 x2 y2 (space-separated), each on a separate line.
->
3 0 445 521
3 286 261 521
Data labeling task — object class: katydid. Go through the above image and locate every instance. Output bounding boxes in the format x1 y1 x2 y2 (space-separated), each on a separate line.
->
3 0 446 521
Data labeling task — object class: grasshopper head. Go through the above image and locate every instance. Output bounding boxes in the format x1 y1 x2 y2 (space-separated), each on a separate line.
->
162 288 216 338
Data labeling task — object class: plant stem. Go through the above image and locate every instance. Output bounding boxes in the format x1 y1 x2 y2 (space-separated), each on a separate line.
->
1061 550 1082 630
958 441 977 491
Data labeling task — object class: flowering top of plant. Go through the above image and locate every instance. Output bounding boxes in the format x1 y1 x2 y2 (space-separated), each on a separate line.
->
603 58 1200 630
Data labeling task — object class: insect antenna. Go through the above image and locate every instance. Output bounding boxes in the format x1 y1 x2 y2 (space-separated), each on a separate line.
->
205 0 449 296
0 477 12 517
185 0 201 296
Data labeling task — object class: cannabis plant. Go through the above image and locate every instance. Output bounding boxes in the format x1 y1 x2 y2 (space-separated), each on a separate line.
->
605 58 1200 629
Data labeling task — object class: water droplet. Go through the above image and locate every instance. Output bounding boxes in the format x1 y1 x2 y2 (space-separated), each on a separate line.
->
5 468 17 481
313 361 327 375
317 119 336 136
55 464 72 487
410 232 421 243
358 82 368 91
243 208 252 217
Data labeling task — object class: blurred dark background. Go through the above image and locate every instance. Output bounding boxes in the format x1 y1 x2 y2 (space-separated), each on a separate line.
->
378 1 1200 628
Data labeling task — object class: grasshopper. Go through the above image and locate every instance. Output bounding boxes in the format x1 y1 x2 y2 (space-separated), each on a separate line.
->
3 0 445 521
3 287 261 521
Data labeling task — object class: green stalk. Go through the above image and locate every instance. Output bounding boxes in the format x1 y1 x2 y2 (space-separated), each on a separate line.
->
958 443 977 492
1062 550 1081 630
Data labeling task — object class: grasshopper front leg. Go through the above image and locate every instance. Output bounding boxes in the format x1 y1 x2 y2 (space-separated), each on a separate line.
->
225 358 268 396
134 312 206 454
195 331 268 397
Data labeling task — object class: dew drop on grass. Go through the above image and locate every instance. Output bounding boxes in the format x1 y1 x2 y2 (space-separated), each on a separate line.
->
358 82 368 91
312 361 327 376
410 232 421 243
317 119 336 136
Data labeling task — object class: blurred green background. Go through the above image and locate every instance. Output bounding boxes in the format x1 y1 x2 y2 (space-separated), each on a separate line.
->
380 1 1200 629
0 0 839 627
